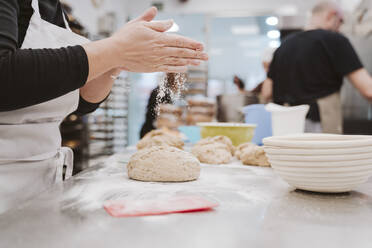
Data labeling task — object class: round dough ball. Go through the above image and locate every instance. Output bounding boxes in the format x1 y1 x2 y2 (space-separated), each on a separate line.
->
195 136 235 155
137 129 184 150
239 144 270 167
235 143 256 160
192 143 232 164
127 146 200 182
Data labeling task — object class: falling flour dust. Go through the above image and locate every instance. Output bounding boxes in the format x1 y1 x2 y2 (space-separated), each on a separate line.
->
156 73 187 115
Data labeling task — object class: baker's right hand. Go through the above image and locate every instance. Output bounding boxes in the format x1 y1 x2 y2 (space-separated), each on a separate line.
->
109 7 208 73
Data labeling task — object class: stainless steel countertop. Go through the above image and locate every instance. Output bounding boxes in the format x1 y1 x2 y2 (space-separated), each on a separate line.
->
1 152 372 248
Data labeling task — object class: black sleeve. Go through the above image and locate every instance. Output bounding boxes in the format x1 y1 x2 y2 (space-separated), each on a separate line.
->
323 33 363 77
0 0 89 112
74 94 108 116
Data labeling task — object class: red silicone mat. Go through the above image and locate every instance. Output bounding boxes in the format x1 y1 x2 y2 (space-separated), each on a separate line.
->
104 196 218 217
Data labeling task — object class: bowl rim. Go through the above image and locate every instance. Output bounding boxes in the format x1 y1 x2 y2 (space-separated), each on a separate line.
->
197 122 257 128
264 146 372 154
263 133 372 148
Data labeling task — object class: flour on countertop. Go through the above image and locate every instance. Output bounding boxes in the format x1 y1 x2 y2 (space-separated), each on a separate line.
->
61 154 274 212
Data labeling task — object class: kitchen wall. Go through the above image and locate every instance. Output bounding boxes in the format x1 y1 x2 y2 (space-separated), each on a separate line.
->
61 0 363 31
125 0 363 23
59 0 364 37
342 36 372 120
60 0 363 35
126 0 315 17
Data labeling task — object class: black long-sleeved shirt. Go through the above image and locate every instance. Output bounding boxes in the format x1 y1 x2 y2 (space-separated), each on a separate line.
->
0 0 98 114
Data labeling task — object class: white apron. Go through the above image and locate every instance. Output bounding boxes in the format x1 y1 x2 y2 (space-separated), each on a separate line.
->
305 92 343 134
317 91 343 134
0 0 90 214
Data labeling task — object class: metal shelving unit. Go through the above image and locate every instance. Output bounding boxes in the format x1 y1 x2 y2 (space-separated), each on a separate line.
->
110 75 130 153
184 64 209 97
88 73 129 158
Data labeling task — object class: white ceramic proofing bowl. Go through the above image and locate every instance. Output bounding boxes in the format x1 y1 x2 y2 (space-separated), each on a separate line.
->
264 146 372 155
263 134 372 193
264 133 372 148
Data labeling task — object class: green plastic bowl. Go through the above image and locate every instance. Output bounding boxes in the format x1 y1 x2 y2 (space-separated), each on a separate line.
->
197 122 257 146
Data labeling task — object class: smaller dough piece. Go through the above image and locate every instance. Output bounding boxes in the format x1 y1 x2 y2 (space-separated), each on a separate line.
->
192 143 232 164
237 143 270 167
128 146 200 182
137 129 184 150
195 136 235 155
235 143 257 160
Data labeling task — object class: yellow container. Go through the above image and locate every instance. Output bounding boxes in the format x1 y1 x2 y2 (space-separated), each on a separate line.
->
197 122 257 146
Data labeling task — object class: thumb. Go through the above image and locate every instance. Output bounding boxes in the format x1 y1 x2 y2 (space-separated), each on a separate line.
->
133 7 157 22
145 20 173 32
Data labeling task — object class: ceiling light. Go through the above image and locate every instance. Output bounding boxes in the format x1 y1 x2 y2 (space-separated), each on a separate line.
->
267 30 280 39
266 16 279 26
166 22 180 33
231 25 259 35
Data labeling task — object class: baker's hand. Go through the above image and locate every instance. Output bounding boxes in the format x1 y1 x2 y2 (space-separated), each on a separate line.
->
109 7 208 73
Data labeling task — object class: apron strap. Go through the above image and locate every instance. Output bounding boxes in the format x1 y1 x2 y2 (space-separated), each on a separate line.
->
31 0 71 31
56 147 74 182
30 0 41 18
317 92 343 134
62 11 72 31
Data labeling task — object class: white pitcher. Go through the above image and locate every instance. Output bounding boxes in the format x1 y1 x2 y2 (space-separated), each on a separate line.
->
265 103 310 136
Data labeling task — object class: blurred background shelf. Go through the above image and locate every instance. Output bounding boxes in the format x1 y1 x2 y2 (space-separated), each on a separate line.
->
87 74 130 160
184 63 209 97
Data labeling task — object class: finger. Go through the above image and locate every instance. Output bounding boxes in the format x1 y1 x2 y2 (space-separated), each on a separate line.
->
157 65 188 73
163 57 202 66
160 47 208 60
189 60 201 66
145 20 173 32
133 7 157 22
162 33 204 51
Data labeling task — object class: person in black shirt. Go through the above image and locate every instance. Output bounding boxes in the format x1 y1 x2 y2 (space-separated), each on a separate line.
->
263 1 372 133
